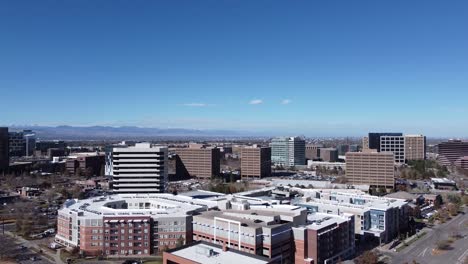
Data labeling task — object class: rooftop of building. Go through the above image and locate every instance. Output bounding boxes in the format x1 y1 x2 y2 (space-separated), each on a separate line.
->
431 178 456 184
384 191 418 201
167 241 271 264
59 193 217 219
298 190 407 211
193 209 289 229
303 213 351 230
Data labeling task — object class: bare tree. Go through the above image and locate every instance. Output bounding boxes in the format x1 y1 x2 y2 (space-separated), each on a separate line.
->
0 235 18 261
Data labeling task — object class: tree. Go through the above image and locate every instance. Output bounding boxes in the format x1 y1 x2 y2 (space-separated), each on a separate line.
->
0 235 17 261
447 203 459 216
175 236 185 248
433 198 442 209
436 240 451 250
354 250 379 264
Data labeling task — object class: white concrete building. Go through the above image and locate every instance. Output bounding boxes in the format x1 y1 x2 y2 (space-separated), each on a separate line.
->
106 143 168 193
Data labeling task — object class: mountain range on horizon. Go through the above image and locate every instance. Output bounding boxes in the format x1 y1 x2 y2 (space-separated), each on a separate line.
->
4 125 266 140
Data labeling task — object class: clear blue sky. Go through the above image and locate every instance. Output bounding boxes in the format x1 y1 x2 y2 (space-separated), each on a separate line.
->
1 1 467 137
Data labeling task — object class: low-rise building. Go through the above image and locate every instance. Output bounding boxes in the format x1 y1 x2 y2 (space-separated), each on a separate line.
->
293 213 355 264
55 194 213 257
431 178 457 190
163 241 275 264
192 207 307 263
296 190 409 243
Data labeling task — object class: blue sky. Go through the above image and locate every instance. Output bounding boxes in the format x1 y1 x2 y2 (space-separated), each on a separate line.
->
1 1 467 137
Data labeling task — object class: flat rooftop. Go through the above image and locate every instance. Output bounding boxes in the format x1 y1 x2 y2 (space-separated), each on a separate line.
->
168 241 270 264
305 213 349 230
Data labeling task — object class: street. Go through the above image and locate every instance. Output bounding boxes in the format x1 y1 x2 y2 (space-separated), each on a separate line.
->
382 207 468 264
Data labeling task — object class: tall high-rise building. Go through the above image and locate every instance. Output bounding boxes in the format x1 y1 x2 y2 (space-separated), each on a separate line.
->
23 130 36 156
305 144 322 160
9 131 26 157
0 127 9 171
175 145 220 179
368 133 403 152
320 148 339 162
270 137 305 166
380 136 405 164
240 145 271 179
362 137 370 151
107 143 168 193
404 135 426 161
346 151 395 188
337 144 350 156
437 140 468 166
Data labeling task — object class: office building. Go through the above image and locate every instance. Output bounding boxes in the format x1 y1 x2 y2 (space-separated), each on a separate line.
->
36 140 66 155
362 137 370 151
270 137 305 167
455 156 468 170
55 194 205 257
66 153 105 176
163 241 274 264
23 130 36 156
368 133 402 152
192 208 305 263
345 152 395 188
319 148 339 162
9 131 26 157
337 144 349 156
349 144 359 152
0 127 9 171
305 144 322 160
404 135 426 161
107 143 168 194
175 145 220 179
296 190 409 243
380 136 405 164
437 140 468 166
241 145 271 179
293 213 355 264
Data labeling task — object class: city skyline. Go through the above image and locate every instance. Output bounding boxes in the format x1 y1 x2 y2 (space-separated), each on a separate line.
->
1 1 468 137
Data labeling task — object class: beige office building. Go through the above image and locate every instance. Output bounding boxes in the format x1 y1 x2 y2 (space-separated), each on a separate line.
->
345 152 395 188
320 148 339 162
404 135 426 161
241 146 271 179
362 137 369 151
175 146 220 179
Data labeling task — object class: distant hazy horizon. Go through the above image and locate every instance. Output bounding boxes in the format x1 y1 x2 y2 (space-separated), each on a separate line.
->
1 1 468 137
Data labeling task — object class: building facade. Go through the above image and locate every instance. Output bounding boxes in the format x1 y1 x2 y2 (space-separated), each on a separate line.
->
175 146 220 179
270 137 305 167
0 127 9 171
241 146 271 179
320 148 339 162
404 135 426 161
296 190 409 244
305 144 322 160
345 152 395 188
55 194 206 257
192 208 307 263
380 136 405 164
368 133 403 152
107 143 168 194
66 153 105 176
293 213 355 264
437 140 468 166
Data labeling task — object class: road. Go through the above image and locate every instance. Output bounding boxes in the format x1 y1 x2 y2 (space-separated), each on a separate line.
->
382 207 468 264
4 228 64 264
